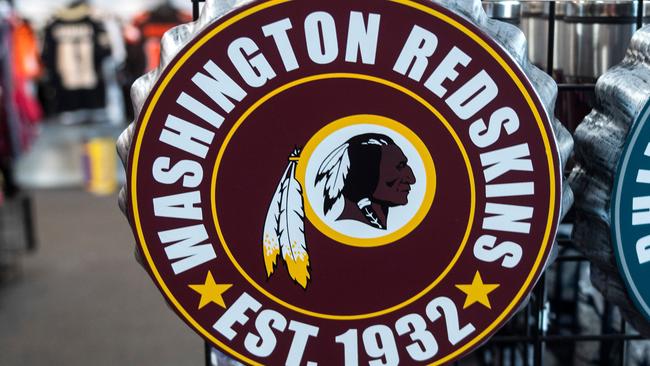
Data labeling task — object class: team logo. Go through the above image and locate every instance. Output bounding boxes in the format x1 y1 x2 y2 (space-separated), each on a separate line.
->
263 116 433 288
125 0 562 364
611 101 650 322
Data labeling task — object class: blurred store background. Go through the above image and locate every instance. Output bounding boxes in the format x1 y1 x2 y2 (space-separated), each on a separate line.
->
0 0 203 365
1 0 650 365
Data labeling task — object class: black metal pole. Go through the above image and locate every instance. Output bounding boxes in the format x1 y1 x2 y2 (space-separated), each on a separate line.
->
620 320 628 366
204 340 211 366
193 0 201 21
524 294 532 366
599 302 613 366
546 2 556 77
22 196 37 252
532 276 547 366
532 3 555 362
637 0 644 30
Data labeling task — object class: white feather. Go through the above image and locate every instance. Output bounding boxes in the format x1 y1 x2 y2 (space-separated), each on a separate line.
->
361 139 384 146
278 162 310 287
315 143 350 204
262 165 290 277
317 143 348 176
325 151 349 200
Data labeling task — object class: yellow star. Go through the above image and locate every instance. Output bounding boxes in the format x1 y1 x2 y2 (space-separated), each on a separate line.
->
188 271 233 310
455 271 500 309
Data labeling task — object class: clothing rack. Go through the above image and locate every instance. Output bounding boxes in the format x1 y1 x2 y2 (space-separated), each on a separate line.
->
0 0 38 284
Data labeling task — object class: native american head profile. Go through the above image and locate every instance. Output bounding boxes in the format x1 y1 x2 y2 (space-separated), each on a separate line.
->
315 133 416 230
261 134 416 289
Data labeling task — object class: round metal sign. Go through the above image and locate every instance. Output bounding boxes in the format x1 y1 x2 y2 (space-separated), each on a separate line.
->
124 0 563 364
569 24 650 335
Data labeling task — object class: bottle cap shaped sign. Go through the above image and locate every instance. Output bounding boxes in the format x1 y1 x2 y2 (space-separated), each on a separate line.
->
570 25 650 336
118 0 572 364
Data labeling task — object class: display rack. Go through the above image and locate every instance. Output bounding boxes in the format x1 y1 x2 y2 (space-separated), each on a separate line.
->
188 1 650 365
472 2 647 366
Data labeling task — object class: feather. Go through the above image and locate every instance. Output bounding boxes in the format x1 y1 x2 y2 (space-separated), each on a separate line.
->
316 144 348 178
262 164 290 277
315 143 350 214
361 138 386 146
278 161 311 288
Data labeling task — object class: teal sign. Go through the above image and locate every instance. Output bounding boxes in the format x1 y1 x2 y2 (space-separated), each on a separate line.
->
612 101 650 321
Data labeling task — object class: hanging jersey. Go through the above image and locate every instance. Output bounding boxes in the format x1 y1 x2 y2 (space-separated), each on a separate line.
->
42 4 110 112
12 19 41 81
53 23 98 89
124 6 191 75
122 5 190 119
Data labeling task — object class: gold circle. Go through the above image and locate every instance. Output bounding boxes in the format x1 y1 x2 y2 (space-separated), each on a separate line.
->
211 73 476 319
295 114 437 247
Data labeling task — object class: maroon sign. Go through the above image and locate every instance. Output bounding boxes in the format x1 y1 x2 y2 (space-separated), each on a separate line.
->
126 0 561 364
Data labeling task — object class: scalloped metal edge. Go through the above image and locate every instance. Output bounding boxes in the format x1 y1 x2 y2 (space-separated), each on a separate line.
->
116 0 573 362
117 0 254 214
569 25 650 336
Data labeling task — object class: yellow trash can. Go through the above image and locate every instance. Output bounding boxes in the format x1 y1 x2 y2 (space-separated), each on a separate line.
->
83 137 117 195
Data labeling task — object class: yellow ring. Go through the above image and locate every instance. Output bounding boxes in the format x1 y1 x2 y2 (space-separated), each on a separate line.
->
295 115 438 247
211 74 475 320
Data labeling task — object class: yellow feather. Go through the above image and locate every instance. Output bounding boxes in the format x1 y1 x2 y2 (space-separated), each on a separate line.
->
283 251 310 289
263 235 280 277
262 164 290 279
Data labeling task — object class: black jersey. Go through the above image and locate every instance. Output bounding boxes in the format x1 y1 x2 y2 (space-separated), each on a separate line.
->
42 3 111 112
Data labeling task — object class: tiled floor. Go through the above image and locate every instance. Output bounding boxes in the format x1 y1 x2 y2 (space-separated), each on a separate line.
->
0 189 203 366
